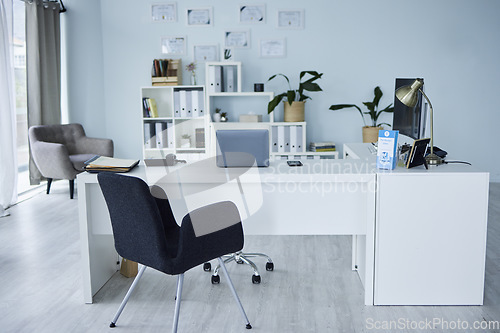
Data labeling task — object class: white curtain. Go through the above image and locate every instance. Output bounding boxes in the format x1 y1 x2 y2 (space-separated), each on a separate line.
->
0 0 18 217
26 0 61 185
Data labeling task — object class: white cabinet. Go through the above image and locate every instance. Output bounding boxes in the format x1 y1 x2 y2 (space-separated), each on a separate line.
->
141 85 208 160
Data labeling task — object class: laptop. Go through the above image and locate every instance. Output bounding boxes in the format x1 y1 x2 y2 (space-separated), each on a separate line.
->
216 129 270 167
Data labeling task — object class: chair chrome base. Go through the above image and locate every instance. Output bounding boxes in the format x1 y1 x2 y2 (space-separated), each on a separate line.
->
208 251 274 284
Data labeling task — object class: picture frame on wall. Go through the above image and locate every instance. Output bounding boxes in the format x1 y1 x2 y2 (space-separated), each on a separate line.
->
194 45 219 62
161 36 186 55
260 39 286 58
224 30 250 48
151 3 177 22
277 9 304 29
186 7 213 26
239 4 266 24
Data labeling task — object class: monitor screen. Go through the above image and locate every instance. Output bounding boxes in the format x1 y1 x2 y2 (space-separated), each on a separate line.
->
392 78 427 140
216 129 270 167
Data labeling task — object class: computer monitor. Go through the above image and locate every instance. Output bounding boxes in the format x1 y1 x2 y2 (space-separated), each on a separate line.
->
216 129 270 167
392 78 428 141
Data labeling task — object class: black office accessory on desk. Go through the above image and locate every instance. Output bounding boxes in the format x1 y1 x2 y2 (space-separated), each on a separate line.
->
287 160 302 167
406 138 430 169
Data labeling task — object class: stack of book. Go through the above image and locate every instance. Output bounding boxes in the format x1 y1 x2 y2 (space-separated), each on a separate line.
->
309 142 336 152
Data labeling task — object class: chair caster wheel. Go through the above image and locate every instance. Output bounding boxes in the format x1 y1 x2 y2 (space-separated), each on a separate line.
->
203 262 211 271
236 259 244 264
252 275 261 284
266 262 274 271
211 275 220 284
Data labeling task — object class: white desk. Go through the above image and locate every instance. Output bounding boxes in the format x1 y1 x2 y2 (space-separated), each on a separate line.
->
77 144 489 306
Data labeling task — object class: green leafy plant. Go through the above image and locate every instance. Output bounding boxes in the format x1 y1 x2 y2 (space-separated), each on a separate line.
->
267 71 323 114
329 86 394 127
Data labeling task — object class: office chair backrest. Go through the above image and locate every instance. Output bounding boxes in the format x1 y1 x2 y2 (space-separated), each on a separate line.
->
98 172 172 270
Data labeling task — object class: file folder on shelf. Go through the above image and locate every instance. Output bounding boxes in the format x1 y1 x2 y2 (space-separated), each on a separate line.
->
185 90 192 117
173 90 181 117
296 126 303 152
192 90 199 118
271 126 278 152
277 125 285 153
224 66 235 92
144 123 153 149
179 90 188 117
166 121 174 147
155 122 168 148
283 126 291 152
289 125 297 153
198 90 205 116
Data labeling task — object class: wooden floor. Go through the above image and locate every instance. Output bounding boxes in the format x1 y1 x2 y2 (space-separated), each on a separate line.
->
1 181 499 333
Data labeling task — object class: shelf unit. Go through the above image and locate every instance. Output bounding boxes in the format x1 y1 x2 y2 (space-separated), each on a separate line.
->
141 85 208 160
204 61 337 160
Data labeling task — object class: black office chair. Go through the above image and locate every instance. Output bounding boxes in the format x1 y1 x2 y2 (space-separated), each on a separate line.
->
97 172 252 332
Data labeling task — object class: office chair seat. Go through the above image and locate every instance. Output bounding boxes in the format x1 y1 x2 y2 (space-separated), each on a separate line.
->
98 172 252 332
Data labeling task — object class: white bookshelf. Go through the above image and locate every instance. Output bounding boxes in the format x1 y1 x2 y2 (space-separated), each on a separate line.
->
141 85 209 160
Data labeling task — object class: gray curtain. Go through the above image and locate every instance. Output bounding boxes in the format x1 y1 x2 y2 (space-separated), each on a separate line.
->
26 0 61 185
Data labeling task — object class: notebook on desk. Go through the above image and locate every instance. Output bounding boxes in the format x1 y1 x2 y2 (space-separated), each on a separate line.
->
84 156 139 173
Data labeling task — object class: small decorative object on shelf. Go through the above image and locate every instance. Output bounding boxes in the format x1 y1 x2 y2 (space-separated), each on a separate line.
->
329 86 394 143
185 62 197 85
180 134 191 148
151 58 181 86
224 49 232 60
220 112 228 122
267 71 323 122
213 108 221 122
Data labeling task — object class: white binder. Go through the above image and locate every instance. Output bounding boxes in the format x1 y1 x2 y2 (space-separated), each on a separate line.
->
167 121 174 148
179 90 188 117
277 125 285 153
155 122 167 148
144 123 153 149
208 66 222 93
296 126 303 152
192 90 199 117
225 66 235 92
289 125 297 153
198 90 205 116
271 126 278 152
185 90 192 117
283 126 291 152
173 90 181 117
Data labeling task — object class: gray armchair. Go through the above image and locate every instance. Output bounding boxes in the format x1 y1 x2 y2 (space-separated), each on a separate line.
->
28 123 113 199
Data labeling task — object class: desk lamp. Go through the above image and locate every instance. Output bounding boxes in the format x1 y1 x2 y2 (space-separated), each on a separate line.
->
395 78 443 166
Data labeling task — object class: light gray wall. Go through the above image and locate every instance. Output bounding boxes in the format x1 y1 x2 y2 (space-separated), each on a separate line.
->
63 0 500 181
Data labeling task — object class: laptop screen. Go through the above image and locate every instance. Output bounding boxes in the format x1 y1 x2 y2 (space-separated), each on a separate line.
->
216 129 270 167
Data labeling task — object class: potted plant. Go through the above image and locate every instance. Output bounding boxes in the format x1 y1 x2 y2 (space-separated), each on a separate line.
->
329 86 394 143
267 71 323 122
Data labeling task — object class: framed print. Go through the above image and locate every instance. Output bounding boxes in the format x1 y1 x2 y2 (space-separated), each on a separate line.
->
239 4 265 24
151 3 177 22
260 39 286 58
161 36 186 55
277 9 304 29
224 30 250 48
194 45 219 62
187 7 212 26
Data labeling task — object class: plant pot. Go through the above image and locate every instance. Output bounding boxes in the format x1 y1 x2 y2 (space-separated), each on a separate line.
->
284 101 305 122
180 138 191 148
362 126 382 143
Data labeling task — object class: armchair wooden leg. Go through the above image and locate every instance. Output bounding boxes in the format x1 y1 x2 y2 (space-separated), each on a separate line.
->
69 179 75 199
46 178 53 194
